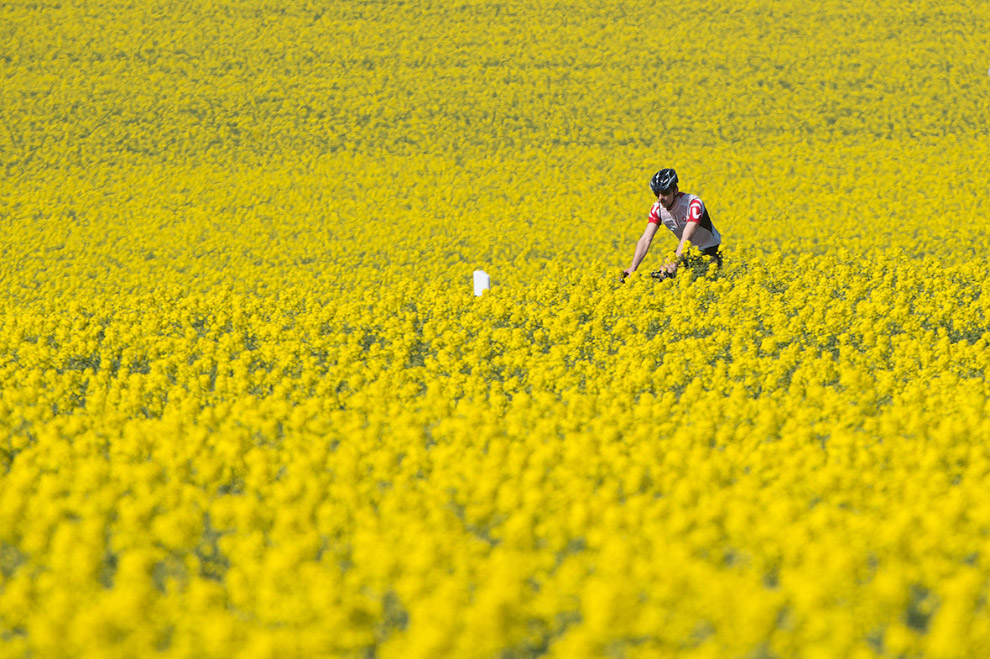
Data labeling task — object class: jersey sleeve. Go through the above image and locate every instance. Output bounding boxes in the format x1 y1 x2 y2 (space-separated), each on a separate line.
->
647 203 661 225
687 198 704 224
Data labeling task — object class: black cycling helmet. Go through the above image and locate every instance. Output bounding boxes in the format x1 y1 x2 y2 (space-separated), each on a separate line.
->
650 168 678 196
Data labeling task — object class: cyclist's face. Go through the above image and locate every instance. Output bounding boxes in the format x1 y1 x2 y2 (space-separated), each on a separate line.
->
658 187 677 209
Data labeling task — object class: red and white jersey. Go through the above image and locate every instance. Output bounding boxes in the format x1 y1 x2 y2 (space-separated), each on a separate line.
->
648 192 721 250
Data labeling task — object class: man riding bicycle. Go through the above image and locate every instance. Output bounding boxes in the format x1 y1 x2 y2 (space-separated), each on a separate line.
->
622 168 722 281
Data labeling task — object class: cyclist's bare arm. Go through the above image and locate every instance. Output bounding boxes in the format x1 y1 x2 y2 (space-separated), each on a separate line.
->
624 222 660 275
675 221 699 259
658 222 701 273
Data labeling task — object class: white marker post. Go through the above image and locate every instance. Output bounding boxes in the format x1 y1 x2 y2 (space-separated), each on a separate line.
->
473 270 490 296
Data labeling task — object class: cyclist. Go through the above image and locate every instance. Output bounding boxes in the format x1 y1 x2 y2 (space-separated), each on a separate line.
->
621 168 722 281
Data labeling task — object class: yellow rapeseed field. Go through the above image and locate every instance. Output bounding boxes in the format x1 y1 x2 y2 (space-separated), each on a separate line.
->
2 0 990 656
